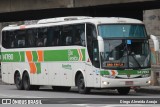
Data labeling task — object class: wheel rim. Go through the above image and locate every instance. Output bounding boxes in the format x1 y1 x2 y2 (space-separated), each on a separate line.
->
15 73 21 86
79 78 85 90
24 74 29 89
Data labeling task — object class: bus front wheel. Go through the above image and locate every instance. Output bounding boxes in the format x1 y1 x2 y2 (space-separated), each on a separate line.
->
14 72 24 90
117 87 130 95
77 74 90 94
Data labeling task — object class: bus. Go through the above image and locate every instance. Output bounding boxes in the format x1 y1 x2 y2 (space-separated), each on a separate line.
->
1 16 159 95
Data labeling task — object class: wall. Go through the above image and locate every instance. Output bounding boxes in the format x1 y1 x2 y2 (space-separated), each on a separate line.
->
143 9 160 65
0 0 74 13
0 0 156 13
74 0 153 7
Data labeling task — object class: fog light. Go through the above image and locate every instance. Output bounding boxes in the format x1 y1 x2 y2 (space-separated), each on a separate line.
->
103 81 110 85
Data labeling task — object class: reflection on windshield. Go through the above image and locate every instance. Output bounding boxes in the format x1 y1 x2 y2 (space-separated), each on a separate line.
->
101 39 150 69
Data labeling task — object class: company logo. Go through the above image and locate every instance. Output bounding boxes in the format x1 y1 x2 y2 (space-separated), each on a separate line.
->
68 50 79 61
137 70 150 74
62 64 72 70
127 74 131 78
2 99 11 104
1 99 42 104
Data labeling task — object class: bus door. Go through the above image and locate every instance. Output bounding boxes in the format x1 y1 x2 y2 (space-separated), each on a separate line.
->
92 40 101 87
85 57 94 87
86 24 101 87
85 47 101 88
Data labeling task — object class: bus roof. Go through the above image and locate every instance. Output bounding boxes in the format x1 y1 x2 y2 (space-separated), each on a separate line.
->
2 16 143 31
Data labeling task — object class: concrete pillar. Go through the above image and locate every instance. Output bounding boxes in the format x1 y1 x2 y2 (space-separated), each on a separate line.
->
143 9 160 85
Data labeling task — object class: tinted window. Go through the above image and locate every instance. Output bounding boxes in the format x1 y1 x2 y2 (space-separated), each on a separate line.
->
2 30 27 48
36 28 47 47
73 24 85 46
60 24 85 46
47 27 60 46
27 29 37 47
2 24 86 48
86 24 98 66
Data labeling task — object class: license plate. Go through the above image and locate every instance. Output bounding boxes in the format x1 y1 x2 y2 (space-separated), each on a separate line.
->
125 81 133 85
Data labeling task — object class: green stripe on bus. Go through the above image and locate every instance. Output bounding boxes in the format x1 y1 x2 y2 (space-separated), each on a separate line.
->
44 49 85 61
1 52 24 62
117 70 151 75
1 49 86 62
20 52 25 62
100 71 110 75
100 70 151 76
32 51 38 62
44 50 68 61
36 63 41 74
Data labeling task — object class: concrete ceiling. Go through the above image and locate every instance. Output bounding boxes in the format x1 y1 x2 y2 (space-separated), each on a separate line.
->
0 0 159 22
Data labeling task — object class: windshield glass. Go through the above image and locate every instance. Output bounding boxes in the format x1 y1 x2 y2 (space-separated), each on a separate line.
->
101 39 150 69
98 24 147 38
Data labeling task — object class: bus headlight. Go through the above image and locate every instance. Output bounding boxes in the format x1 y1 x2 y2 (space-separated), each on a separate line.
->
102 75 115 78
146 80 151 84
102 81 110 85
141 74 150 78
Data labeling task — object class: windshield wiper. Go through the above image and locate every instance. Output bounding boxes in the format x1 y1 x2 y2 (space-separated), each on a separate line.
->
129 53 142 69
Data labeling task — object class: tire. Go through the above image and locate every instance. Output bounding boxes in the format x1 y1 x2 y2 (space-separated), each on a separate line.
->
77 73 90 94
22 72 34 90
52 86 71 92
14 72 24 90
117 87 130 95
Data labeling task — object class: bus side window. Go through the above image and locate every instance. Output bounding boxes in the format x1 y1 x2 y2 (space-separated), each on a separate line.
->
54 26 61 46
66 36 72 45
16 30 26 48
37 28 47 47
73 24 85 46
61 25 73 46
2 31 11 48
11 31 18 48
47 27 54 46
27 29 36 47
8 32 15 48
46 26 61 46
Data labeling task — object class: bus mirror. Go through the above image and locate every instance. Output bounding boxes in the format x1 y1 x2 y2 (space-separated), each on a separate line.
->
97 36 104 52
150 35 160 52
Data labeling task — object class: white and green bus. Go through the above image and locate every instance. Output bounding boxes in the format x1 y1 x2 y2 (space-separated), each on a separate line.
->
1 17 159 95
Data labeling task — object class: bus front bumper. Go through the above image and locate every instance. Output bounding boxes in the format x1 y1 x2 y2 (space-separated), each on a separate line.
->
101 77 151 88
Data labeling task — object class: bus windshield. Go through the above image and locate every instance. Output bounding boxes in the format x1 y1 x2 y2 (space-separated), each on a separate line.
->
101 39 150 69
98 24 147 38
